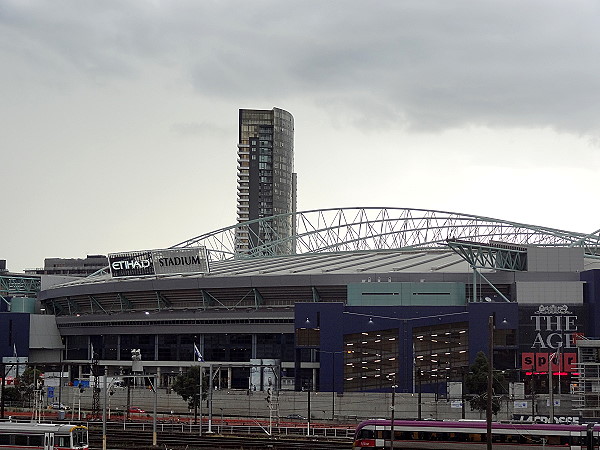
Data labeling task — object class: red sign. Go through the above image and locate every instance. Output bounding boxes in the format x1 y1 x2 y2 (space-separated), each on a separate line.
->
521 352 577 372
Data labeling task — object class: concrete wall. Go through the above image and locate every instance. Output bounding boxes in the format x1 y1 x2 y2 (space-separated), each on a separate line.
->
515 281 584 304
53 386 579 423
527 247 584 272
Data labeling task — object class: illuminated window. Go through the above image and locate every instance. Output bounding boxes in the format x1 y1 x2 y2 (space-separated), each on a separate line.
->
343 328 398 391
413 322 469 383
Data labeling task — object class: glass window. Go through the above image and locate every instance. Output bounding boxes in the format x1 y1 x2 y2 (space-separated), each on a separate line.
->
413 322 469 384
343 328 399 391
119 334 155 361
66 335 88 360
73 427 88 446
296 328 320 347
89 335 117 360
28 435 43 446
158 335 178 361
179 335 196 361
204 334 252 362
256 334 295 360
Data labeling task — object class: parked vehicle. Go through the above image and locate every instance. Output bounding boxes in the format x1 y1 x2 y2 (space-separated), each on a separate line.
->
284 414 306 420
49 402 70 410
128 407 145 413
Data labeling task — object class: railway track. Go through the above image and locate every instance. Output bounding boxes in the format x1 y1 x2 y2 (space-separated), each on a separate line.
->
89 425 353 449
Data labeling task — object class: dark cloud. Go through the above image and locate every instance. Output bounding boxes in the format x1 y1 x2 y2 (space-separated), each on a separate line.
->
2 0 600 134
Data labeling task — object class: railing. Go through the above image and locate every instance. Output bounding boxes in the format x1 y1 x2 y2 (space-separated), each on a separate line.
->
103 420 355 438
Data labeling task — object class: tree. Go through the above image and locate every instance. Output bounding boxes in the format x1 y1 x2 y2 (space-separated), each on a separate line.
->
1 386 22 403
465 351 505 415
15 367 44 406
171 366 208 411
18 366 44 388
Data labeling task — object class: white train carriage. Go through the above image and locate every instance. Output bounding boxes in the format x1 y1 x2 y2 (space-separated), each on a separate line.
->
0 422 88 450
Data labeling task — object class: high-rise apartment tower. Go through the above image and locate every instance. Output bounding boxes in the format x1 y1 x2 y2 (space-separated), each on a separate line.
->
236 107 296 254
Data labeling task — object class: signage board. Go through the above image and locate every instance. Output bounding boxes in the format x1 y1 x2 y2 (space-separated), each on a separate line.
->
108 251 154 278
518 304 586 373
152 248 209 276
108 247 209 278
513 414 580 424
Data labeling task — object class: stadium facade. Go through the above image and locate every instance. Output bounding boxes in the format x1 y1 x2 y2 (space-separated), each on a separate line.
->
7 208 600 403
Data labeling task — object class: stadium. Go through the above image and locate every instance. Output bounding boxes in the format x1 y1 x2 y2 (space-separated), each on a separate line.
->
30 206 600 413
11 208 600 418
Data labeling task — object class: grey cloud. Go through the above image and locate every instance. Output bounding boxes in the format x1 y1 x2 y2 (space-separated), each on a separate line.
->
3 0 600 134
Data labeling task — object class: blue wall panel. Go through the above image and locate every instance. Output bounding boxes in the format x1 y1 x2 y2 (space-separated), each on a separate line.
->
0 313 30 358
296 302 519 394
581 269 600 338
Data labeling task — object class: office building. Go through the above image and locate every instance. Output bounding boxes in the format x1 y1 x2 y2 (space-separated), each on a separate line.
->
24 255 108 277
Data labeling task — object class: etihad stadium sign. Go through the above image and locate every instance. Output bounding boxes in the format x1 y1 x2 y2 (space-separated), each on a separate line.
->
108 247 209 278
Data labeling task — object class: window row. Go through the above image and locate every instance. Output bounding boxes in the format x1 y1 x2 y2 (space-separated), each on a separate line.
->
66 333 295 362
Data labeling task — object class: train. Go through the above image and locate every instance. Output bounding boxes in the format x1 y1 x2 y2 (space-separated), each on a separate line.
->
353 419 599 450
0 422 88 449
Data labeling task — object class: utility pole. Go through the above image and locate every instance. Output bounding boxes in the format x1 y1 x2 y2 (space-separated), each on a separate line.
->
461 369 466 420
486 315 493 450
417 371 422 421
91 349 100 419
1 363 5 419
331 353 335 421
530 377 536 419
102 374 107 450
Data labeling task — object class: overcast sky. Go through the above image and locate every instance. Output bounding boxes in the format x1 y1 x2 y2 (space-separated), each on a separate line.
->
2 0 600 272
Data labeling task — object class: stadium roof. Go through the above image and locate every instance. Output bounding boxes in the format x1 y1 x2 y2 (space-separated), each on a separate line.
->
174 207 600 259
41 207 600 292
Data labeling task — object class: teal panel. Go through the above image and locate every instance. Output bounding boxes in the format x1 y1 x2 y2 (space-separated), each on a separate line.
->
10 297 37 313
405 283 466 306
347 283 403 306
347 282 466 306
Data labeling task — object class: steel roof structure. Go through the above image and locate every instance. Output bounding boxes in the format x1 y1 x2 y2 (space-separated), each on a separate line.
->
39 207 600 316
173 207 600 260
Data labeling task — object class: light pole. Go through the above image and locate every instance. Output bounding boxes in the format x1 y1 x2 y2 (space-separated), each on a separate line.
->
332 353 335 421
318 350 342 421
306 382 311 436
389 376 398 450
486 315 493 450
152 375 157 447
199 366 203 436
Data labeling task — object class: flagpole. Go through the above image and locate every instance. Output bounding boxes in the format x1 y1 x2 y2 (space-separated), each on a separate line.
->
549 359 554 424
13 344 18 381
